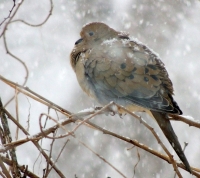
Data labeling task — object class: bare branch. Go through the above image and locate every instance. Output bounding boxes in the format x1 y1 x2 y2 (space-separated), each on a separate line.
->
0 0 16 27
0 76 200 176
0 156 12 178
79 140 127 178
10 0 53 27
1 0 53 107
170 114 200 129
1 155 39 178
0 99 21 177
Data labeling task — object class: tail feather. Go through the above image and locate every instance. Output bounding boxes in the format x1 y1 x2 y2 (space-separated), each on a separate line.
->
151 111 191 173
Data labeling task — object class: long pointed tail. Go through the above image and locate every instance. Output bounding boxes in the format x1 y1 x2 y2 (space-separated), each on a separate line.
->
151 111 191 173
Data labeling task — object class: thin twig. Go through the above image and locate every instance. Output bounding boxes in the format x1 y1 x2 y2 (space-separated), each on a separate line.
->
26 97 31 132
1 155 39 178
169 114 200 129
0 99 21 177
10 0 53 27
3 31 29 107
45 139 70 177
80 140 127 178
0 172 7 178
44 131 57 178
2 0 53 107
0 0 16 27
15 88 19 140
39 113 74 139
3 108 66 178
0 156 12 178
0 75 71 116
133 147 140 178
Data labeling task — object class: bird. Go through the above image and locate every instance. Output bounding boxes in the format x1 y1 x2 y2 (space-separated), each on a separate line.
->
70 22 191 173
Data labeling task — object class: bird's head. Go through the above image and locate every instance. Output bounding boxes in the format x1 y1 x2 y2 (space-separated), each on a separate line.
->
79 22 118 44
70 22 118 70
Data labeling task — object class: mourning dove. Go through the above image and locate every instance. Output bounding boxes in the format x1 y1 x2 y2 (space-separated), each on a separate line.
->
70 22 191 172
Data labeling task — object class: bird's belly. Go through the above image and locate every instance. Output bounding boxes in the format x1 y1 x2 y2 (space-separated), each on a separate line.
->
92 86 149 113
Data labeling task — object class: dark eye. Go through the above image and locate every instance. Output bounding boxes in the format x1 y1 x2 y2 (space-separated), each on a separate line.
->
89 32 94 36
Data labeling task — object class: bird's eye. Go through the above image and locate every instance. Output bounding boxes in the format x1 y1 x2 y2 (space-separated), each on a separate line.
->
89 32 94 36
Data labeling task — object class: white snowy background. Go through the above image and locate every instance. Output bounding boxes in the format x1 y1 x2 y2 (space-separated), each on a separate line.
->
0 0 200 177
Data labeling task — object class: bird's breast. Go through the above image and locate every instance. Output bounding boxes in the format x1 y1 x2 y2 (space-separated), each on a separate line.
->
75 51 97 99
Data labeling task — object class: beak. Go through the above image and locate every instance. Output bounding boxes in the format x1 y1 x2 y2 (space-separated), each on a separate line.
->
75 38 83 45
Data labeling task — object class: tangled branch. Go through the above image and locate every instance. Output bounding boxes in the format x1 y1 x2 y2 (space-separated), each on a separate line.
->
0 75 200 177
